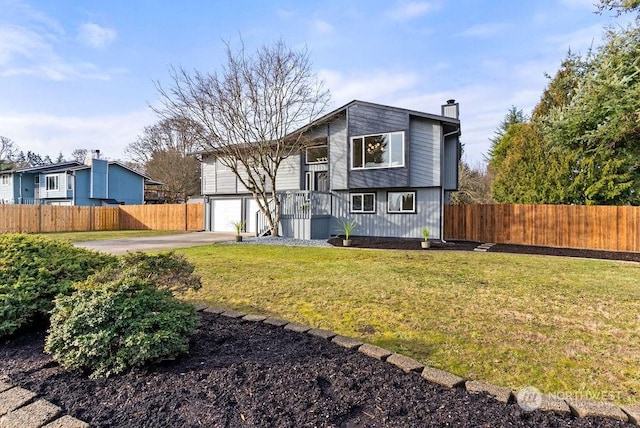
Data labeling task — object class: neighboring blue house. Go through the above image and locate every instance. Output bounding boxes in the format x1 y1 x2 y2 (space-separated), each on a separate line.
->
199 99 461 240
0 158 147 206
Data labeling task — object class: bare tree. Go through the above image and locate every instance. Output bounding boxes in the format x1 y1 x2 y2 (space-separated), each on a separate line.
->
0 136 18 170
71 149 89 163
126 118 202 203
155 39 330 236
450 160 494 205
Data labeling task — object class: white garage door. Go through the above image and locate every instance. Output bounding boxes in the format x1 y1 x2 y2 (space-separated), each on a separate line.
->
211 199 242 232
245 199 261 235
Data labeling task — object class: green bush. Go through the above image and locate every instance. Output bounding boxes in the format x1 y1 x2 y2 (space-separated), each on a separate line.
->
0 234 116 337
45 252 201 378
88 251 202 295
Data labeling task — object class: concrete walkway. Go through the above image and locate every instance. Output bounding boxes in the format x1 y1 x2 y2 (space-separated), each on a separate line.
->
75 232 238 255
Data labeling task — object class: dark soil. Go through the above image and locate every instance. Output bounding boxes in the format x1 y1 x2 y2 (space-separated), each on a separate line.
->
0 312 632 427
327 237 640 262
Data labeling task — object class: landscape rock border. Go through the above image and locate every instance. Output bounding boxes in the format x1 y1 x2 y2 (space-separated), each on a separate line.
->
3 304 636 427
195 305 637 426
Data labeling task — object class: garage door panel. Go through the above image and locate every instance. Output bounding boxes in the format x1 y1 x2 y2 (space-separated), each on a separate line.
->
212 199 242 232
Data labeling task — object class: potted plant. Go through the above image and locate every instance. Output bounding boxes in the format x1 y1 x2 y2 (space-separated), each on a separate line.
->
231 220 246 242
421 227 430 249
340 219 358 247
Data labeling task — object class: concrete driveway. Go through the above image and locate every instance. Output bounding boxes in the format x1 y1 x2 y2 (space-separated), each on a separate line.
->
75 232 238 255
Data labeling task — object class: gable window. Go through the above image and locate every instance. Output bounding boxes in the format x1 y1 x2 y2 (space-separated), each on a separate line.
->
388 191 416 213
350 192 376 213
46 175 59 191
1 174 8 186
306 145 328 164
351 131 404 169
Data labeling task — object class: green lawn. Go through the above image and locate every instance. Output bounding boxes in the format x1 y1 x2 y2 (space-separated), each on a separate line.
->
179 244 640 404
34 230 187 242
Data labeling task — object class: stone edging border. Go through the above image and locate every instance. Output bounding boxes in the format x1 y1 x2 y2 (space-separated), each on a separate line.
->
197 304 640 426
0 377 88 428
2 304 638 427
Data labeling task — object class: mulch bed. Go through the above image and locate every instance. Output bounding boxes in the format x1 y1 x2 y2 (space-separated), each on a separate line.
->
327 237 640 262
0 312 631 427
1 239 637 427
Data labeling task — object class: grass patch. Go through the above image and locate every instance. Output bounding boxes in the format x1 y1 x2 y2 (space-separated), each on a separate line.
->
179 244 640 404
34 230 187 242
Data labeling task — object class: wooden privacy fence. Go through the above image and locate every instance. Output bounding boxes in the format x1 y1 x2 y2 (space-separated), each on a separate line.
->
444 204 640 252
0 204 204 234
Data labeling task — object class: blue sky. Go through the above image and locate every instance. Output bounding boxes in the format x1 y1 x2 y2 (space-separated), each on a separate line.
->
0 0 628 165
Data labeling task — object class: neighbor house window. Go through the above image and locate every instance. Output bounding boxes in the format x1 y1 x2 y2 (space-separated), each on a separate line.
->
351 131 404 169
306 145 328 164
350 192 376 213
1 174 8 186
67 174 73 190
388 191 416 213
46 175 59 191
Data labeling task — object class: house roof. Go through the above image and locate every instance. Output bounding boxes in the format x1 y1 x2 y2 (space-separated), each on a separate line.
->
6 161 83 174
193 99 461 157
296 99 461 134
36 160 151 180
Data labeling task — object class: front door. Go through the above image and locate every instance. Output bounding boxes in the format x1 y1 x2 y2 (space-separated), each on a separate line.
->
315 171 329 192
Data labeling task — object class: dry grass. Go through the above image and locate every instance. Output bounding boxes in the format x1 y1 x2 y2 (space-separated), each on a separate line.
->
180 244 640 404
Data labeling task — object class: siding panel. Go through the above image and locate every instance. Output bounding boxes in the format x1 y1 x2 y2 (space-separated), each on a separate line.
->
443 135 459 190
331 188 441 239
329 115 348 190
201 155 216 194
275 155 301 191
409 118 440 187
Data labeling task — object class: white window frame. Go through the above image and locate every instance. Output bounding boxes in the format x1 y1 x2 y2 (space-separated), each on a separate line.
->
1 174 9 186
305 145 328 164
67 174 74 190
46 175 59 191
351 131 405 170
350 192 376 213
387 191 416 213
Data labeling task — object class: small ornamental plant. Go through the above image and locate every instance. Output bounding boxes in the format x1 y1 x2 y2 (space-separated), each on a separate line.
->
422 227 430 241
45 252 201 378
231 220 246 241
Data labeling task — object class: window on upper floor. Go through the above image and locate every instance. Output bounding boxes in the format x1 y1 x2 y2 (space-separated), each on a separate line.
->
46 175 59 191
67 174 73 190
351 131 404 170
350 192 376 213
1 174 9 186
306 145 328 164
387 191 416 213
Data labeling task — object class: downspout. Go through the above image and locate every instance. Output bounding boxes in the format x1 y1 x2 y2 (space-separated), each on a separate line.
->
440 127 461 243
71 171 76 205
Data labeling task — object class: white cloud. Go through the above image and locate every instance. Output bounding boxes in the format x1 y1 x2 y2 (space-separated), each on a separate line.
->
546 23 604 54
389 1 437 21
313 19 334 34
0 109 155 161
456 22 512 38
320 69 419 106
78 23 117 49
0 24 113 80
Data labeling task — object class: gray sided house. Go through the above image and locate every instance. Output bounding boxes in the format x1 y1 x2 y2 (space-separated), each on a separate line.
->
200 100 461 240
0 158 147 206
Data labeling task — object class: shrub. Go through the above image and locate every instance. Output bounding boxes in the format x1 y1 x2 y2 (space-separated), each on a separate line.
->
45 252 201 378
0 234 116 338
88 251 202 296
